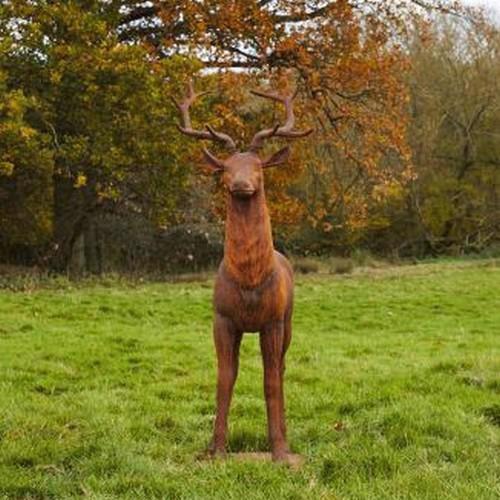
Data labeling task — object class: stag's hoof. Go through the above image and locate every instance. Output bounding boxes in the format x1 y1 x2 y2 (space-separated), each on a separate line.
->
273 451 304 469
207 444 227 459
272 452 288 463
271 448 290 463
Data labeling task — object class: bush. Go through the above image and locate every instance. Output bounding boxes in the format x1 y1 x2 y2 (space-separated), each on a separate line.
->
351 249 376 267
0 265 71 292
292 257 320 274
156 223 223 274
66 215 224 276
329 257 354 274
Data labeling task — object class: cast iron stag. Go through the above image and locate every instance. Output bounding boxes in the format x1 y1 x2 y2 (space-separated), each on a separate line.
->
173 81 312 462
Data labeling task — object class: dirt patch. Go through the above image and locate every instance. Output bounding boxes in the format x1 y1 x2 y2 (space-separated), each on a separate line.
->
231 452 305 470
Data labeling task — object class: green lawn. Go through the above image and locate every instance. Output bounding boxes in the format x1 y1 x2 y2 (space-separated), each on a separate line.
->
0 260 499 499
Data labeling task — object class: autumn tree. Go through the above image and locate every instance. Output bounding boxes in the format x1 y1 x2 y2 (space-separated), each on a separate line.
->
0 1 200 270
118 0 465 249
0 40 54 260
2 0 493 273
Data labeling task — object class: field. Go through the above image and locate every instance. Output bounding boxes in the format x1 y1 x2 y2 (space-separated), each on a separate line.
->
0 260 499 499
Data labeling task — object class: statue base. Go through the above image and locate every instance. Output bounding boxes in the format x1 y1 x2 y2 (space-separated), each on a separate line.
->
231 452 304 469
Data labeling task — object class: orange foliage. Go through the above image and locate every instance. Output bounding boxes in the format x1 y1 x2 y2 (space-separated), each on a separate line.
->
152 1 450 232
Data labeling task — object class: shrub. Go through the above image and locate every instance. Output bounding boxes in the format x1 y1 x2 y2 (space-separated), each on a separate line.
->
292 257 320 274
329 257 354 274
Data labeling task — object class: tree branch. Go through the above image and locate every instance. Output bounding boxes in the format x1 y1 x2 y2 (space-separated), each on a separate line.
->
119 5 159 26
272 3 335 23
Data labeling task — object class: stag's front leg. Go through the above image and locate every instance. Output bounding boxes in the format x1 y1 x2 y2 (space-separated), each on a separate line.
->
260 320 289 462
279 312 292 442
209 313 241 457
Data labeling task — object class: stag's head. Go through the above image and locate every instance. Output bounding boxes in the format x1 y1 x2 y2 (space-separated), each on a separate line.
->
172 80 312 200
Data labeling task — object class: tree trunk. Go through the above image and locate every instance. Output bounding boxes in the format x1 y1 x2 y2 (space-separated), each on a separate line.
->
84 217 102 274
69 231 86 277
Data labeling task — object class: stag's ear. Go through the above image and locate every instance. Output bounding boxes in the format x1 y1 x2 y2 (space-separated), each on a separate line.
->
202 147 225 172
262 146 291 168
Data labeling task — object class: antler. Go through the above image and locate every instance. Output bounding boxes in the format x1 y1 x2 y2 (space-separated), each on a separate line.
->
171 79 237 152
249 89 313 152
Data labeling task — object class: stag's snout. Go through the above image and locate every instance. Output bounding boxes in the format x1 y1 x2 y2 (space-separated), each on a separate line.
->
230 179 256 198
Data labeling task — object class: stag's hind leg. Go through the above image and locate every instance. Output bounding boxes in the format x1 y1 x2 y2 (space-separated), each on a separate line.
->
209 314 242 456
260 320 289 461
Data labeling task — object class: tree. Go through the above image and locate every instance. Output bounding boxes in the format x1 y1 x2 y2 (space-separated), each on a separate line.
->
2 0 490 271
0 50 54 261
117 1 465 246
410 15 500 254
366 13 500 256
0 1 200 270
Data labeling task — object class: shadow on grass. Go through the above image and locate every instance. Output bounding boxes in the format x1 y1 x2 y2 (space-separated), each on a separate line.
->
481 404 500 426
321 451 398 484
228 430 269 453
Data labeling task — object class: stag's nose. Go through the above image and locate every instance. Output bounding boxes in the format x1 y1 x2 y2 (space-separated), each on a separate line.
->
230 179 255 198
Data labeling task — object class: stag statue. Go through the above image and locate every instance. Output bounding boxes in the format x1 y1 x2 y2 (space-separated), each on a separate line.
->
173 80 312 462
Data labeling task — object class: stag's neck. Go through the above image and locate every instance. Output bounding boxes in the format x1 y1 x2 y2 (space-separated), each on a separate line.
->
224 190 275 289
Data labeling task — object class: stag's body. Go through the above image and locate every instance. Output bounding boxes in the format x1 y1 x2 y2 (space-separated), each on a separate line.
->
174 82 311 462
212 163 293 460
214 247 293 334
216 167 293 331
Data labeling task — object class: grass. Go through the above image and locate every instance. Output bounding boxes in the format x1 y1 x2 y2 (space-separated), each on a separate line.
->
0 260 499 499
